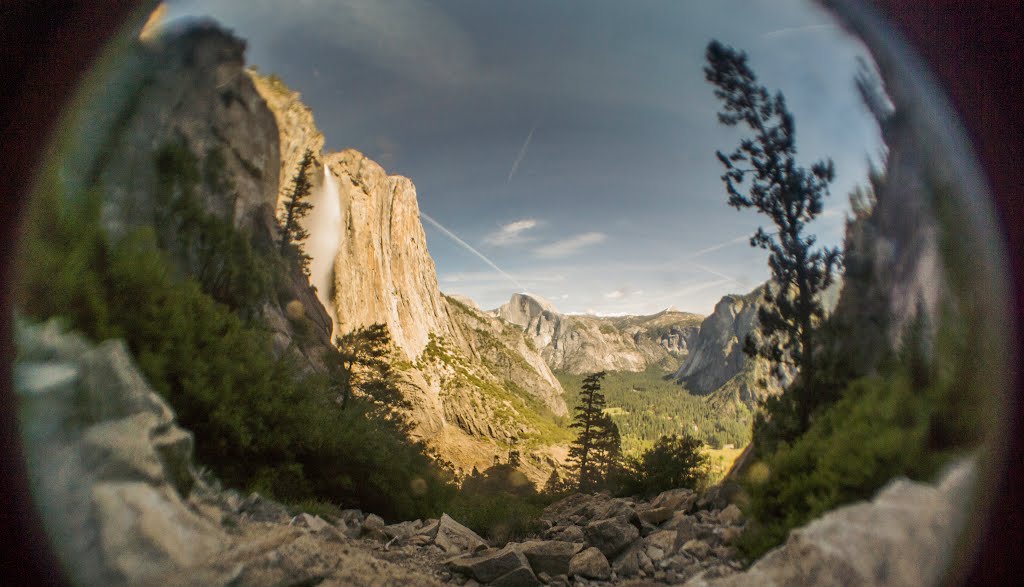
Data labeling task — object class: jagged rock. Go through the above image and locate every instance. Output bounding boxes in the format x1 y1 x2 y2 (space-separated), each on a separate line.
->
643 530 678 562
92 481 223 581
81 412 173 487
547 525 586 543
491 566 543 587
651 488 697 513
384 520 423 540
434 514 488 555
335 509 365 538
447 546 533 583
696 482 743 511
569 547 612 581
362 513 388 540
687 459 976 586
15 319 226 585
611 543 644 578
516 540 585 577
719 526 742 545
584 516 640 558
663 513 703 542
682 539 713 559
717 505 743 526
291 513 330 532
637 506 674 525
712 545 737 560
239 492 290 523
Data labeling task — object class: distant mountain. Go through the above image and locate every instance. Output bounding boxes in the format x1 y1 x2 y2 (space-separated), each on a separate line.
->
494 293 703 374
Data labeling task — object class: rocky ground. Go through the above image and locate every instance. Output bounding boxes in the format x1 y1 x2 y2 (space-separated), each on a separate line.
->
14 318 976 586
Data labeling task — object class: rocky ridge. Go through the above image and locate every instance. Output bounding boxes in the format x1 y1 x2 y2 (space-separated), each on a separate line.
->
65 22 334 371
496 293 703 374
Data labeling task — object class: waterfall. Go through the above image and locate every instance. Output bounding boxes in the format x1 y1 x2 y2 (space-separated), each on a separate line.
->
303 163 342 336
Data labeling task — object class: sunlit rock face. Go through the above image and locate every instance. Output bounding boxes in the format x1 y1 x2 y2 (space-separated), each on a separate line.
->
672 290 761 397
326 148 449 361
496 293 703 374
310 149 568 480
248 70 326 217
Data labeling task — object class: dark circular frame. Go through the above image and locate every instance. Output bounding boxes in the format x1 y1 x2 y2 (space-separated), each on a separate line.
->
1 1 1020 583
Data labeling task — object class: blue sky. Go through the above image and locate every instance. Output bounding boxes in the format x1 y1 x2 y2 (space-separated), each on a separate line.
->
166 0 884 315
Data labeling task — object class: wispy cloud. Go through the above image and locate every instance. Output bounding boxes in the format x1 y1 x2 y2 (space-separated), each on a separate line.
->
421 212 524 289
605 289 626 300
507 125 537 183
483 218 539 246
533 232 607 258
441 271 564 284
761 23 835 40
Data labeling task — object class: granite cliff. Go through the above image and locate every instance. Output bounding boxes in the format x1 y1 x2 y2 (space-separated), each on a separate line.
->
252 79 569 482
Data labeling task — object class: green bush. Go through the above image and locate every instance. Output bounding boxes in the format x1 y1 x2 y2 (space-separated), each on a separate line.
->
16 163 457 522
614 433 711 497
736 365 970 560
447 492 549 545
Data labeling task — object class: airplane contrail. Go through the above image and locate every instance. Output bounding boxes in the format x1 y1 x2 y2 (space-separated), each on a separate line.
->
762 23 835 40
420 212 525 290
506 125 537 184
688 234 750 258
689 261 745 288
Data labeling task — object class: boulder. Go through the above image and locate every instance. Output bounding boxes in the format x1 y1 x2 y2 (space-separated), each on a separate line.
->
292 513 330 532
681 539 712 560
584 516 640 558
434 514 488 555
384 520 422 540
491 566 542 587
82 413 170 486
516 540 584 577
637 506 674 525
717 504 743 526
92 481 223 582
447 546 532 583
651 488 697 513
239 492 290 523
336 510 365 538
719 526 742 545
546 524 586 543
362 513 388 540
569 547 612 581
663 513 705 543
686 459 977 586
644 530 678 562
611 543 643 578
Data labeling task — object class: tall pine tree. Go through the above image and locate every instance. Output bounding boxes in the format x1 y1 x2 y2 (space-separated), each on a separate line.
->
704 40 842 431
278 149 315 276
568 371 621 492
